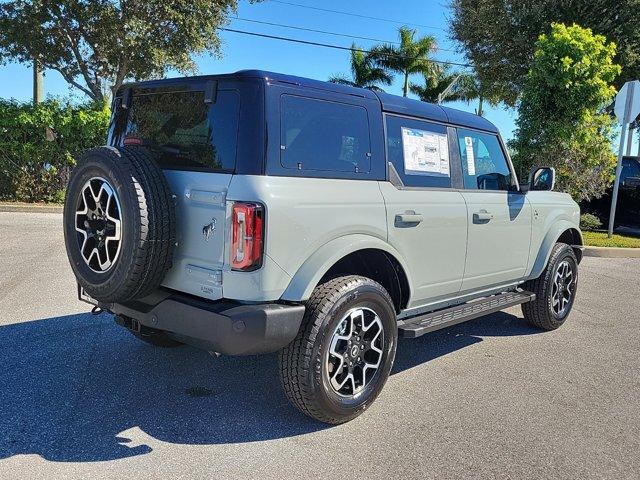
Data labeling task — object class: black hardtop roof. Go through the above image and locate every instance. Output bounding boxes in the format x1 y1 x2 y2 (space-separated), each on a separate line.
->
121 69 499 134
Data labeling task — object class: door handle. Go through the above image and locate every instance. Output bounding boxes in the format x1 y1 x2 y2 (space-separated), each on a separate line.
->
395 213 423 225
473 210 494 222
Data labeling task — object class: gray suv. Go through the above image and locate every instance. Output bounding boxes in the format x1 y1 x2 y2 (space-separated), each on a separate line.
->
63 70 583 424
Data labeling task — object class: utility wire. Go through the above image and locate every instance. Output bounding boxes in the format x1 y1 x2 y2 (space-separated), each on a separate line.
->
220 28 473 68
232 17 458 53
269 0 447 32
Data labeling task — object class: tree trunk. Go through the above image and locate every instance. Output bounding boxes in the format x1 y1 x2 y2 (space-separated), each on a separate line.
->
33 58 44 105
403 72 409 97
476 96 484 117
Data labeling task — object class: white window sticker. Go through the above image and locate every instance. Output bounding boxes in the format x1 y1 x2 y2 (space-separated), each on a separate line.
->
401 127 450 177
464 136 476 176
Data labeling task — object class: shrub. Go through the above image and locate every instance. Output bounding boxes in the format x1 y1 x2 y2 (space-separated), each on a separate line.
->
0 99 110 203
580 213 603 231
509 23 620 203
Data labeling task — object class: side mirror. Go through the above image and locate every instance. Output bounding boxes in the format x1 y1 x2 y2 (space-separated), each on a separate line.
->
528 166 555 192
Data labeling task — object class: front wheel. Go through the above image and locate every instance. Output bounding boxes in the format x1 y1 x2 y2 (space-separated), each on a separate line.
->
522 242 578 330
279 276 397 424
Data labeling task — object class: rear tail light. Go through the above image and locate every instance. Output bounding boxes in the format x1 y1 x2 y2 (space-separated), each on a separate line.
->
123 136 143 146
230 202 264 271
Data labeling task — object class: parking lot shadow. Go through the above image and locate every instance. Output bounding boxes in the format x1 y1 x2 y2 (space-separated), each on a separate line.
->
0 310 538 462
392 310 540 374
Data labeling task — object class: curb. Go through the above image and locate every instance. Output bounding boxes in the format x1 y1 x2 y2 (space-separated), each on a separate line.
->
0 203 63 214
583 245 640 258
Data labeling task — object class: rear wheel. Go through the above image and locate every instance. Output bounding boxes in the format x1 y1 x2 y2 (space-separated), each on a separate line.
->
279 276 397 424
522 242 578 330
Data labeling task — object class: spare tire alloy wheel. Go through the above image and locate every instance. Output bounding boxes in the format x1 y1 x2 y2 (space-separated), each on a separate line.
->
75 177 122 273
64 146 176 304
327 307 384 397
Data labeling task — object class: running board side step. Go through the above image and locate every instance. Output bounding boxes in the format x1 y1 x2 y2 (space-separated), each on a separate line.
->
397 291 536 338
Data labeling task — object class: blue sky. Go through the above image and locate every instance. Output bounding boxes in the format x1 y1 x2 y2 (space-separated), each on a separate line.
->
1 0 517 139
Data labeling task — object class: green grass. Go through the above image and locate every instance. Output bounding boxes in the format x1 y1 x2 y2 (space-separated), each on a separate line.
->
582 230 640 248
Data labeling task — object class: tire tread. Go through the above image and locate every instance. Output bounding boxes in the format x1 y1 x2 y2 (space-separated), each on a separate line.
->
278 275 393 424
521 242 577 331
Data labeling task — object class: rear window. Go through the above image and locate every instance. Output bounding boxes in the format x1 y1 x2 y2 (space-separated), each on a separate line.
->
280 95 371 173
112 88 239 172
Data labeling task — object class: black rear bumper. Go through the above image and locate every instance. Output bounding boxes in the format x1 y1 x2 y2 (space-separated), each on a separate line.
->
79 286 305 355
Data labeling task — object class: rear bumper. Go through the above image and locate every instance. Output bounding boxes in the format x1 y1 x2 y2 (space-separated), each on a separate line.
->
79 286 305 355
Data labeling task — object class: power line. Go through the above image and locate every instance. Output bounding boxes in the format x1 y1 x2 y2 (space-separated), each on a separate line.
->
269 0 448 32
232 17 458 53
220 28 472 68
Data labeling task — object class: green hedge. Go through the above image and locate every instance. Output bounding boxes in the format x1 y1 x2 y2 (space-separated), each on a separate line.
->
0 99 110 203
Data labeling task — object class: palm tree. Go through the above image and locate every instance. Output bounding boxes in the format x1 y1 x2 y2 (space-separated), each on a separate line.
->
409 66 464 104
411 68 499 116
329 43 392 91
371 26 438 97
449 73 500 117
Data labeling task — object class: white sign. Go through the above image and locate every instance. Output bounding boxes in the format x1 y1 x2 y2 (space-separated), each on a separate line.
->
401 127 450 176
614 80 640 124
464 136 476 176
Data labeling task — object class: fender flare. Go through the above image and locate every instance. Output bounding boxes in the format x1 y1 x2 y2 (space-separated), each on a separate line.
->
527 221 583 280
280 234 413 302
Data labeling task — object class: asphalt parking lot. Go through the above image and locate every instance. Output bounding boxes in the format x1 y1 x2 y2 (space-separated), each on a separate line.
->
1 212 639 479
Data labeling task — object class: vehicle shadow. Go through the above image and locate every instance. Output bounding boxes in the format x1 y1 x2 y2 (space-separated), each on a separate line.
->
392 310 539 374
0 310 539 463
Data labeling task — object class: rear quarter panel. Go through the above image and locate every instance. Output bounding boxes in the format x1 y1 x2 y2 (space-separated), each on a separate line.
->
223 175 388 301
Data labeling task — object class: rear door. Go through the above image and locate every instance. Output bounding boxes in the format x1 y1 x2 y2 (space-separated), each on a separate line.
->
379 115 467 308
455 128 531 291
110 84 242 300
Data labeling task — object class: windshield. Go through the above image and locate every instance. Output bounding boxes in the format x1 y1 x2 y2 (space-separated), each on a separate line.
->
110 88 240 172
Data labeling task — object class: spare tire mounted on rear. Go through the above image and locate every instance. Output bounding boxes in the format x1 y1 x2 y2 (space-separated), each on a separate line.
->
63 146 176 303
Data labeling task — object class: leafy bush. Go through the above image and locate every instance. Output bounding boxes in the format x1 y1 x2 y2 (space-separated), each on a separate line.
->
509 23 620 203
0 99 110 203
580 213 603 231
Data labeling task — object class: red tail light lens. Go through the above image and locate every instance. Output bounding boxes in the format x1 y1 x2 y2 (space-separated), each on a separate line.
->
123 136 143 146
230 202 264 271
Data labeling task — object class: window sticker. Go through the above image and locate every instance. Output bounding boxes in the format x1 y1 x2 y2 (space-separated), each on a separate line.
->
464 136 476 176
401 127 450 177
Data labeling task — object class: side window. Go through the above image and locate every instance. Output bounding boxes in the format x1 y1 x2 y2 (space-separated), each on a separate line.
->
622 159 640 180
280 95 371 173
457 128 513 191
385 115 451 188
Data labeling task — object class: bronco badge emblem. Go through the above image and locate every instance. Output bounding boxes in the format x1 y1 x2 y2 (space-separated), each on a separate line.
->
202 218 216 241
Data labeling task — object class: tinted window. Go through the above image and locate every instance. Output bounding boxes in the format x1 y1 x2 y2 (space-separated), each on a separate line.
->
458 129 512 191
280 95 371 173
113 89 239 171
622 158 640 179
386 115 451 188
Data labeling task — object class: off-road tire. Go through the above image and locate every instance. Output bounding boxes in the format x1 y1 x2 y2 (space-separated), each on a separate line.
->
63 146 175 303
279 276 397 424
522 242 578 331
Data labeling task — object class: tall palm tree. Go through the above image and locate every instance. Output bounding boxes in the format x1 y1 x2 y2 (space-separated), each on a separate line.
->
372 26 438 97
409 66 464 104
329 43 392 91
411 68 499 116
448 73 500 117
